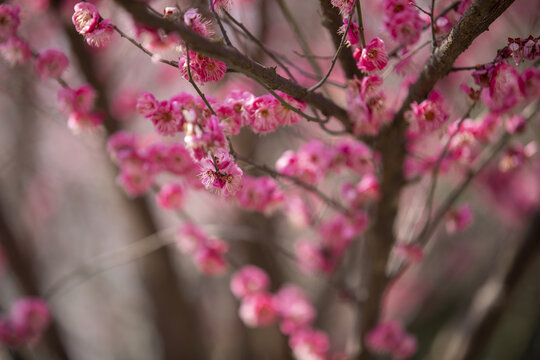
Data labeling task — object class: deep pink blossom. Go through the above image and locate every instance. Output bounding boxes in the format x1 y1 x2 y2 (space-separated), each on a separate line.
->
9 298 50 343
365 321 417 359
150 100 182 136
116 166 153 197
274 91 306 126
408 90 449 133
179 50 227 84
354 37 388 73
332 139 374 174
67 111 103 134
164 144 195 175
58 84 96 114
330 0 354 15
339 18 360 46
230 265 270 299
35 49 69 79
72 2 99 35
136 92 159 118
0 4 20 43
183 8 212 38
246 94 280 133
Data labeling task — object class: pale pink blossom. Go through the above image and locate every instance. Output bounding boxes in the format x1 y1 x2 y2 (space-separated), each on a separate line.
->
165 144 195 175
116 166 153 197
231 265 270 299
184 115 226 160
223 89 255 127
498 142 536 172
332 139 374 174
354 37 388 73
86 20 115 48
176 223 207 254
194 238 229 275
289 328 330 360
67 111 103 134
0 4 20 43
274 91 306 126
236 176 284 213
0 36 32 65
296 240 333 274
156 183 184 210
238 293 277 327
211 0 232 12
72 2 99 35
521 67 540 99
275 285 315 335
384 2 424 48
35 49 69 79
183 8 212 38
505 115 526 134
107 131 139 165
394 243 424 263
365 321 417 359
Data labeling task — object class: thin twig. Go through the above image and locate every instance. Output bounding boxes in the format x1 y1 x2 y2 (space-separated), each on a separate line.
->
184 44 217 116
308 0 358 92
209 1 232 46
112 24 179 67
223 10 297 81
431 0 437 50
356 0 366 48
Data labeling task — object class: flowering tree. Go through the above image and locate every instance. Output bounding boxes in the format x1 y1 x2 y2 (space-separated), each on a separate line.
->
1 0 539 359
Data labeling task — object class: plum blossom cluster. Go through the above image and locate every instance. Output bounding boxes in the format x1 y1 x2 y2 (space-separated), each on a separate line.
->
230 266 331 360
236 176 284 213
0 4 69 78
382 0 424 50
353 37 388 73
107 131 199 197
330 0 355 16
296 212 368 274
346 74 392 135
406 90 449 134
57 84 103 134
72 2 115 48
176 222 228 275
365 321 417 360
0 298 50 348
277 138 374 184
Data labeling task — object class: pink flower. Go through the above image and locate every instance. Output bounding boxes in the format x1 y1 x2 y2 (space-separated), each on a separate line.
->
58 84 96 114
178 50 227 84
223 89 255 127
354 37 388 73
505 114 526 134
330 0 354 15
0 36 32 66
445 204 473 234
198 150 243 197
246 94 280 133
274 91 306 126
0 4 20 43
150 100 182 136
136 92 159 118
238 293 277 327
384 3 424 48
275 285 315 335
72 2 99 35
231 265 270 299
194 238 229 275
176 223 207 254
296 240 333 274
339 18 360 46
289 328 330 360
332 139 374 174
164 144 195 175
67 111 103 134
107 131 139 164
9 298 50 344
521 67 540 99
183 8 212 38
236 176 284 213
116 166 153 197
365 321 417 359
408 90 449 133
156 183 184 210
86 20 115 48
35 49 69 79
394 243 424 263
481 62 524 112
211 0 232 12
184 115 227 160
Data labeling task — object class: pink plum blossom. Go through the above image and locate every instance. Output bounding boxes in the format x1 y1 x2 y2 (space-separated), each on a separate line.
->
72 2 99 35
274 285 315 335
198 150 243 197
289 328 330 360
230 265 270 299
35 49 69 79
194 238 229 275
445 204 473 234
156 183 185 210
238 293 277 327
0 4 20 43
354 37 388 73
0 36 32 66
85 20 115 48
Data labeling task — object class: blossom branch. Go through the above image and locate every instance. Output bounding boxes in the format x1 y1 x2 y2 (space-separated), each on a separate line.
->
112 0 351 126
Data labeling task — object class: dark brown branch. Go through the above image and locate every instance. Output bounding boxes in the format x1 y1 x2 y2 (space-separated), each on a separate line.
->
360 0 516 358
112 0 351 127
318 0 363 79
